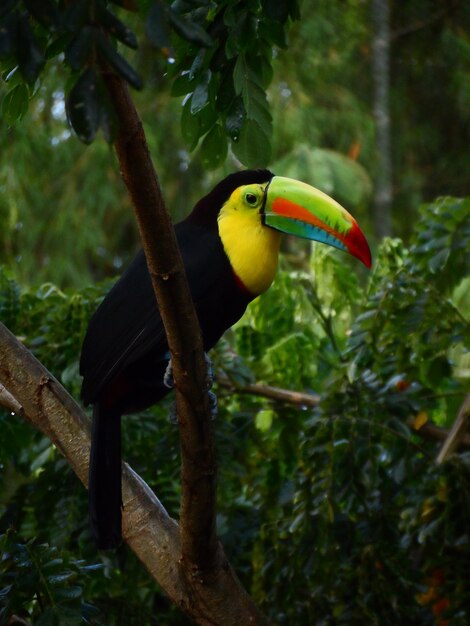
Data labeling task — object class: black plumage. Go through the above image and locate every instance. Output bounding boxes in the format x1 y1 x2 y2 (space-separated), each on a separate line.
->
80 169 274 548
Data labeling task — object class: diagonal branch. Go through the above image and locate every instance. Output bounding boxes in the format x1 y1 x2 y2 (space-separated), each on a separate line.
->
101 69 218 572
436 395 470 464
0 322 270 626
217 374 470 450
217 373 320 407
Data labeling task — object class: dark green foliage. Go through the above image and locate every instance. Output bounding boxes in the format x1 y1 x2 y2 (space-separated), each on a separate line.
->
1 2 470 622
0 0 299 166
163 0 297 168
0 196 468 624
0 532 102 625
234 198 469 624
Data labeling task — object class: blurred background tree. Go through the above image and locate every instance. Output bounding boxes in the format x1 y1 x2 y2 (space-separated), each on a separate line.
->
1 0 469 287
0 0 469 624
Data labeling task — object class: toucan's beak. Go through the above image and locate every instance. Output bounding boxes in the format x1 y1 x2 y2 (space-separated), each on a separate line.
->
262 176 372 268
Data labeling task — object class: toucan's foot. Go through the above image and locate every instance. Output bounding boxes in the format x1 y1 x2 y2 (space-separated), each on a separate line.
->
163 359 174 389
165 354 216 422
205 353 214 390
208 390 218 420
205 354 217 419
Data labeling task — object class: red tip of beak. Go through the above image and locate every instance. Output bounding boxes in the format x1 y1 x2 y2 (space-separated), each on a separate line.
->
347 221 372 269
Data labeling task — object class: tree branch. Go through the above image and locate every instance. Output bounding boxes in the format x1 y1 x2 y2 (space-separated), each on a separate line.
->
390 8 448 42
0 322 270 626
217 373 320 407
101 70 218 573
0 382 23 415
436 395 470 464
217 374 470 450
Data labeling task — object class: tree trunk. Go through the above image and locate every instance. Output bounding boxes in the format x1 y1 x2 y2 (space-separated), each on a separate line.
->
371 0 393 237
0 322 270 625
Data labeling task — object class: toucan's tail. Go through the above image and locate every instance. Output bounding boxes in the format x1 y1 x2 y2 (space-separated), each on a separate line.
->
88 402 122 549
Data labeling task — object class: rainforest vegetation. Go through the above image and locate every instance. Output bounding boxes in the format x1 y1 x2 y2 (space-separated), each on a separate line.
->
0 1 469 624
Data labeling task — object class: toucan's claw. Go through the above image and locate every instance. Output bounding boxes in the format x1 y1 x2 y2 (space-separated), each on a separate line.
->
205 354 217 418
165 354 216 421
163 359 174 389
208 390 218 420
165 354 213 389
204 353 214 390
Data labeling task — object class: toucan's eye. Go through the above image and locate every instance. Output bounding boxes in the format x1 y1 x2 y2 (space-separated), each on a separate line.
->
245 192 258 207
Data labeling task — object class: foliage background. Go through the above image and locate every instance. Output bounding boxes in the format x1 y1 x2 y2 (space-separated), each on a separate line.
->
0 1 469 625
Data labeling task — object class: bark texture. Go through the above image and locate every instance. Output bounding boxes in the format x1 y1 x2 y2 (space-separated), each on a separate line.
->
436 395 470 464
371 0 393 237
102 69 219 573
0 322 270 625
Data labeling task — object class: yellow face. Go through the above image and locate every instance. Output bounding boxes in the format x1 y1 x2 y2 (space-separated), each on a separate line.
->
217 183 282 296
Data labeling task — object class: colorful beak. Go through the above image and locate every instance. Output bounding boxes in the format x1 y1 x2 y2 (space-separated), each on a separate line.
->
262 176 372 268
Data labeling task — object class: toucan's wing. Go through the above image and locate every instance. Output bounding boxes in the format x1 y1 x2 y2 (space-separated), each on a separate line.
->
79 220 242 405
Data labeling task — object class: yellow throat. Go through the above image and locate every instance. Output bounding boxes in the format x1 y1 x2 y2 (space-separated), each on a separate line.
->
217 185 282 296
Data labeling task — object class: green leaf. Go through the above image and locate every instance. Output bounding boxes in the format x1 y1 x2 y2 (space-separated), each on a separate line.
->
251 54 273 89
64 26 94 71
197 103 217 136
61 0 89 33
99 6 138 49
65 67 100 144
261 0 294 23
230 12 257 53
47 571 74 585
54 585 82 600
145 1 171 49
181 98 200 150
17 14 44 84
0 12 18 58
170 72 194 97
232 118 271 167
255 408 274 432
259 19 288 48
34 607 60 626
233 55 250 96
243 81 272 135
2 83 29 125
46 33 74 60
216 66 236 113
96 31 143 90
23 0 60 30
224 96 245 141
189 48 205 80
190 71 211 114
168 9 213 47
200 124 227 170
428 248 450 273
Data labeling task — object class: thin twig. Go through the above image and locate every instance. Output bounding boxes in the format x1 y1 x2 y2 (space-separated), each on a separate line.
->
390 8 447 41
218 374 470 450
217 374 320 407
436 395 470 464
0 383 23 415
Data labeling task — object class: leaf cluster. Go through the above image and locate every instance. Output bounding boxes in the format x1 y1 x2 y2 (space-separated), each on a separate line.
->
0 532 101 625
167 0 299 168
229 198 469 624
1 0 300 166
0 195 469 623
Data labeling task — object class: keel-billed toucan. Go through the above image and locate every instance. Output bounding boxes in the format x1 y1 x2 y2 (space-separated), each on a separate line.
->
80 169 371 549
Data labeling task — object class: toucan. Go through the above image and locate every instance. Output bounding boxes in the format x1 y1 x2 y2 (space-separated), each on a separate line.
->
80 169 371 549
